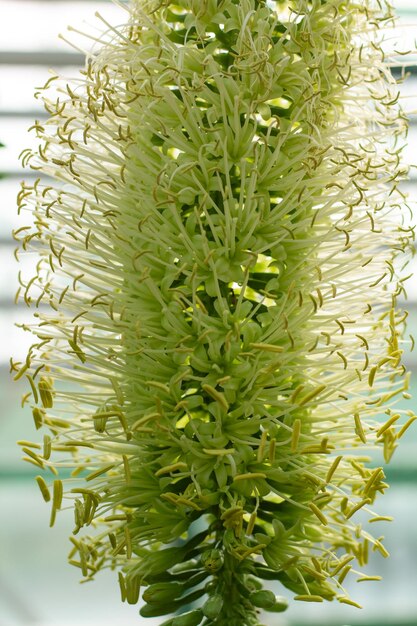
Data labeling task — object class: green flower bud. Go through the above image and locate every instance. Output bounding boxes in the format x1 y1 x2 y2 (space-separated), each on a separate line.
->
202 594 224 619
201 549 224 573
142 582 183 604
139 603 174 618
171 609 204 626
249 590 277 610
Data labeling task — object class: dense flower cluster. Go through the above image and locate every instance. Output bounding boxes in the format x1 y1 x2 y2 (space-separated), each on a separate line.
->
14 1 414 624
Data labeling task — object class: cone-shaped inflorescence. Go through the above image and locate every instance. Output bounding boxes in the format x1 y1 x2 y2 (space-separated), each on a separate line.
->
14 0 415 624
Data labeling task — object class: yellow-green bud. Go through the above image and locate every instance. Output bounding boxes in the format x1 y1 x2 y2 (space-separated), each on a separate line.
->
200 549 224 572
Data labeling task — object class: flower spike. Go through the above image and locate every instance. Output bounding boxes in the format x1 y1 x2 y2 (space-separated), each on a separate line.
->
15 1 414 624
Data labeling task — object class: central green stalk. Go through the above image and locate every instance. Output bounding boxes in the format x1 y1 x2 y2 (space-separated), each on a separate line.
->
216 552 252 625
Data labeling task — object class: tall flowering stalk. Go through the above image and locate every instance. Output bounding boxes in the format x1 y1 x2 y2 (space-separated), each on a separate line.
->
14 0 414 624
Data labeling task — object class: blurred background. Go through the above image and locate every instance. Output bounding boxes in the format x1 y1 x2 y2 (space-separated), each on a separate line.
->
0 1 416 625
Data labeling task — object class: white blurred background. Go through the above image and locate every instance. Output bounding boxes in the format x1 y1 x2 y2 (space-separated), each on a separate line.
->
0 1 416 625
